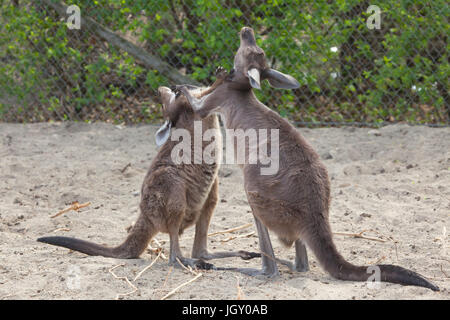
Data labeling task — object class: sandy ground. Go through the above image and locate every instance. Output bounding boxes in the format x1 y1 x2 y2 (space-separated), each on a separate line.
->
0 122 448 300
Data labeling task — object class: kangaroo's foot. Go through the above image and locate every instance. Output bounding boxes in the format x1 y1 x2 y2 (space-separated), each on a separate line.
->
193 250 261 261
170 256 217 271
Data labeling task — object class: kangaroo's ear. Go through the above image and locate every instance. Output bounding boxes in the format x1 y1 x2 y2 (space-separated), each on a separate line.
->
263 68 300 89
155 120 172 147
247 68 261 90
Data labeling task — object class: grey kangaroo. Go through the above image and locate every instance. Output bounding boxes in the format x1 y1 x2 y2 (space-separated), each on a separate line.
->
38 74 259 269
177 27 439 290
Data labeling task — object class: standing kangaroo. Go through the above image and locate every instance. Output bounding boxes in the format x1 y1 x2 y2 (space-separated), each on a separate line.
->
38 74 259 269
177 27 439 290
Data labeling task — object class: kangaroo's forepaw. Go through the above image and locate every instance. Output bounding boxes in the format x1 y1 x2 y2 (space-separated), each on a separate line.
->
215 66 228 78
176 85 190 97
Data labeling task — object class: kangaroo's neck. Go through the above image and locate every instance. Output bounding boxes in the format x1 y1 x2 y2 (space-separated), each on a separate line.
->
219 86 277 130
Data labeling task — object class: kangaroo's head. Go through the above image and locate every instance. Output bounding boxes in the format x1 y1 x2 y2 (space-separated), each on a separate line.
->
155 86 195 146
231 26 300 90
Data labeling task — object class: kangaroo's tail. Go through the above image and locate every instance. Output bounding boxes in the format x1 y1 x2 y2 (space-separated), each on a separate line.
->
304 214 439 291
37 215 155 259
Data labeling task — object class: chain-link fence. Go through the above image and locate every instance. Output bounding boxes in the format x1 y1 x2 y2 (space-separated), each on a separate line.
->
0 0 448 126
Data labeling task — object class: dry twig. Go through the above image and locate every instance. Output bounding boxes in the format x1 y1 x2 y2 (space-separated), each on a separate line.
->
333 229 388 243
161 267 173 290
108 264 138 300
236 276 244 300
159 258 203 300
51 201 91 218
154 266 174 300
52 227 71 232
160 273 202 300
221 231 255 243
133 250 162 282
208 223 253 237
152 238 166 247
367 256 386 265
388 236 399 261
149 239 168 259
147 247 167 260
120 163 131 173
175 257 200 276
146 240 168 260
440 264 449 278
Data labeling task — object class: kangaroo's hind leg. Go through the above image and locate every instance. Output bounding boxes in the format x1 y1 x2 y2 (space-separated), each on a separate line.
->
216 213 280 278
191 178 261 261
165 185 216 270
252 214 279 277
294 239 309 271
274 239 309 272
168 225 216 270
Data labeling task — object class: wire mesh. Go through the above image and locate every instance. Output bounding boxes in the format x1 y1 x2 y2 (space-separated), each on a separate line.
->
0 0 448 126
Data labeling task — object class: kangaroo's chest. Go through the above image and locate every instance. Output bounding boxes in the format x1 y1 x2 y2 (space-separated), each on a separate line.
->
184 163 218 212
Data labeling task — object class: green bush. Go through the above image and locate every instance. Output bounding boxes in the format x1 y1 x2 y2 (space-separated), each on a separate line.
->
0 0 448 124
